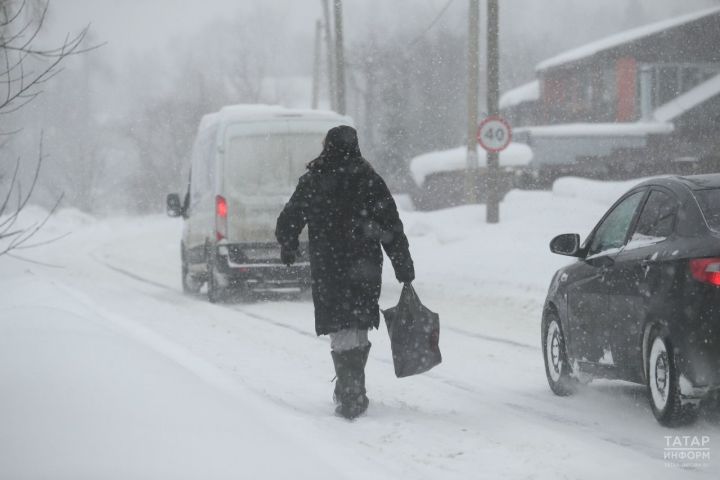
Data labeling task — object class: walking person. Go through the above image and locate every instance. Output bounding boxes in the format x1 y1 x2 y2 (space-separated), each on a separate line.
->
275 125 414 419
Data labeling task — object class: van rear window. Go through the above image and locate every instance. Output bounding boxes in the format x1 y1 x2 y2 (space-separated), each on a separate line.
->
226 133 325 195
695 188 720 231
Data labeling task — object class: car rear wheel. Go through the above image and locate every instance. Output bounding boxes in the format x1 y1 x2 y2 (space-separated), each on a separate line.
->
542 313 576 396
646 328 697 426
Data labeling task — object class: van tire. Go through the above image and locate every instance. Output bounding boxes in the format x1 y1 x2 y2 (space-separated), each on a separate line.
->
207 263 226 303
207 248 227 303
181 245 201 295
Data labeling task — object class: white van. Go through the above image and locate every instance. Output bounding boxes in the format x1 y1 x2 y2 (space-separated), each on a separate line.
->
166 105 353 302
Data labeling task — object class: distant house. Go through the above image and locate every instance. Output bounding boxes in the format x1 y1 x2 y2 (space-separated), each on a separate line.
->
501 7 720 184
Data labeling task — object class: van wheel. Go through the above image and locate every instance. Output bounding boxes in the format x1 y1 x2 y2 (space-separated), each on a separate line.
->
646 328 697 426
207 254 227 304
207 263 226 303
181 247 201 295
182 261 202 294
542 313 577 396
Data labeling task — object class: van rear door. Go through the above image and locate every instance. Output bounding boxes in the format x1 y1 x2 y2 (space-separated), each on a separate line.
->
221 120 335 246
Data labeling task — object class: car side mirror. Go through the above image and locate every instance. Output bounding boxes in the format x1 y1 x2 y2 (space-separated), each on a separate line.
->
550 233 581 257
166 193 183 217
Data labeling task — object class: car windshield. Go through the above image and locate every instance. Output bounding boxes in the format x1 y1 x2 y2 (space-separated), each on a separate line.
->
695 188 720 231
226 133 324 196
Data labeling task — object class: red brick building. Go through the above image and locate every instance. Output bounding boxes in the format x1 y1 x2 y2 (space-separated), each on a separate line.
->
502 7 720 183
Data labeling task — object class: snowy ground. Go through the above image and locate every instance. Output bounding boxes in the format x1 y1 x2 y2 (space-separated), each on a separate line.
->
1 178 719 479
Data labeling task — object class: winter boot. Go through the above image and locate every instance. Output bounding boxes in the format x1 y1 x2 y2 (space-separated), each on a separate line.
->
333 342 371 405
331 343 371 419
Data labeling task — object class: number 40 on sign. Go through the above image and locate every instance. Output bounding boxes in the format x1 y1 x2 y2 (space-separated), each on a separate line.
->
477 116 512 153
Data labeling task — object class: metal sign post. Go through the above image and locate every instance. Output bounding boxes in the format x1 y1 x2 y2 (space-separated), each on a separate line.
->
465 0 480 204
486 0 500 223
477 115 511 223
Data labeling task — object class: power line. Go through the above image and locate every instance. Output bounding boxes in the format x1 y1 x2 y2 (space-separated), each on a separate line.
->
408 0 456 49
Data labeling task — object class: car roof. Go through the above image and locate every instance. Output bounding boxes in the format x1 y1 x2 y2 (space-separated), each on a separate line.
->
636 174 720 193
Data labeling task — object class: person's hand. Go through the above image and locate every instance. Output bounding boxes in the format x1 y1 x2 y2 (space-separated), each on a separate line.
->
395 268 415 284
281 248 297 266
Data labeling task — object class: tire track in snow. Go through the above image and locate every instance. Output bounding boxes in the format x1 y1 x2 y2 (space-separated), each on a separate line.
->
94 253 536 350
444 325 537 351
94 254 316 339
94 253 548 402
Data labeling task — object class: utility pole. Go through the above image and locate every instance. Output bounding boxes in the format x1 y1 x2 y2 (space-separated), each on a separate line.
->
312 19 322 109
333 0 346 115
321 0 336 111
486 0 500 223
465 0 480 204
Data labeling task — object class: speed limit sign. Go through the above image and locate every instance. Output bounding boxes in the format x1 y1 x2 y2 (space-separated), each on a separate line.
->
477 116 512 153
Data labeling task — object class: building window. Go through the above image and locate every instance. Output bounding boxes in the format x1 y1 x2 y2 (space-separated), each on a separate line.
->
571 67 616 122
640 63 720 109
597 67 617 121
657 66 680 105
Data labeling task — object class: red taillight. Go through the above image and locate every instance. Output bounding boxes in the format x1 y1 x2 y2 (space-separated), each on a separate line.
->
215 195 228 241
216 195 228 218
690 258 720 286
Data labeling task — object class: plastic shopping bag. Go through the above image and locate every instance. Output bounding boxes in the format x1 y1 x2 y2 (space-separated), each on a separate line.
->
382 283 441 378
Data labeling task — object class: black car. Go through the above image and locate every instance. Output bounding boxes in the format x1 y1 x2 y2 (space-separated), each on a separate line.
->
543 174 720 426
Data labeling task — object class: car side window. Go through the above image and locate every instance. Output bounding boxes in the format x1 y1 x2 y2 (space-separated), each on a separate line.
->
587 191 645 257
626 190 677 249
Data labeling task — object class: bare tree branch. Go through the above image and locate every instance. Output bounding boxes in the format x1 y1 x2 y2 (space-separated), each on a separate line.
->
0 1 102 114
0 0 97 258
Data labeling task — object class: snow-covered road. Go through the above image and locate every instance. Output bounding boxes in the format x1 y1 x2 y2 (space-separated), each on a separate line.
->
2 181 719 479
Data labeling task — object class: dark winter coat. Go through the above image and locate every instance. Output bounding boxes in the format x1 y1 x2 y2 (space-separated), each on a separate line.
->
276 126 414 336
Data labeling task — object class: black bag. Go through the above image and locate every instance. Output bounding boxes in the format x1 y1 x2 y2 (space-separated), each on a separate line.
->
382 283 441 378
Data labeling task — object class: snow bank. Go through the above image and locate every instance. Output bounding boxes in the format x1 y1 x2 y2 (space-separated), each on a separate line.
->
499 80 539 109
0 206 96 255
399 188 602 294
409 144 533 187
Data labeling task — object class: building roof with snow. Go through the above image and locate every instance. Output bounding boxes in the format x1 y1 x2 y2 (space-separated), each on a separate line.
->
515 122 674 138
536 6 720 72
499 81 540 110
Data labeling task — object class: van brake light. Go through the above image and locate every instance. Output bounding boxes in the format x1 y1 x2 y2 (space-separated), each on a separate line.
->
216 195 228 241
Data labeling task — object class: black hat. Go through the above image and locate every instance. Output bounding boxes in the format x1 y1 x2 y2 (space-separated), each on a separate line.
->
323 125 361 158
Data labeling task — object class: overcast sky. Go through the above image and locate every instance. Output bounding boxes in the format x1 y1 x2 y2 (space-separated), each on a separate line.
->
37 0 719 112
48 0 314 53
47 0 717 64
